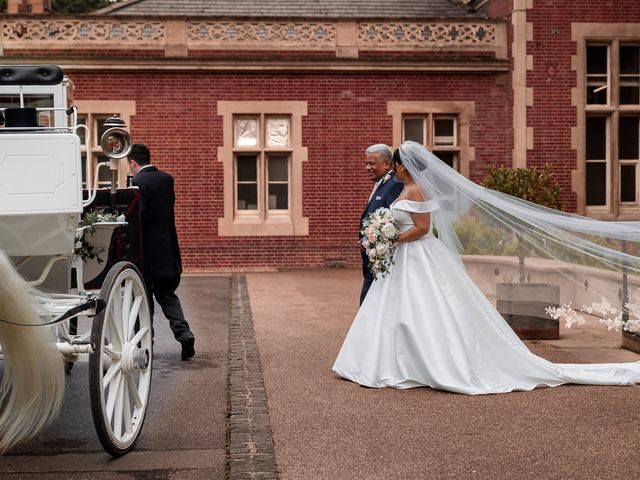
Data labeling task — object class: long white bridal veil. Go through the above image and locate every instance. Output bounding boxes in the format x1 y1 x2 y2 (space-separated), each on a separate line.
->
398 141 640 333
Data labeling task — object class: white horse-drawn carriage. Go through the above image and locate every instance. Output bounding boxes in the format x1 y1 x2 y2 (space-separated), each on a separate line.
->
0 65 152 456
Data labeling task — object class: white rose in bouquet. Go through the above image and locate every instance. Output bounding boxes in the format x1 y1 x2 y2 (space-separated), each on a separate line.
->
381 222 398 240
376 243 389 256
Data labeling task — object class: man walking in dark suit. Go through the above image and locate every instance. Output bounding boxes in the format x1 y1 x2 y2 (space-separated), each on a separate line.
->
359 144 404 305
127 144 195 360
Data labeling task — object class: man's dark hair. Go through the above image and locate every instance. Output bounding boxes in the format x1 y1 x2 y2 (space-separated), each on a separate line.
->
129 144 151 166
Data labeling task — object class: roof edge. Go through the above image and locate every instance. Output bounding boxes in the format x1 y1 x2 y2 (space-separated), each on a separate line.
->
93 0 146 15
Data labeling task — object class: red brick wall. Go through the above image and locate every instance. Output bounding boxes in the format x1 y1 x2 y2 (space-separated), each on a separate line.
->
71 71 509 270
527 1 640 212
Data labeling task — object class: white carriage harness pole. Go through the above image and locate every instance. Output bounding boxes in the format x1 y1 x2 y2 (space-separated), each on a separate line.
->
0 65 153 457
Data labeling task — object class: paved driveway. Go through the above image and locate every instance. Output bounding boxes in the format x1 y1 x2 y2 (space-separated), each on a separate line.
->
0 275 230 480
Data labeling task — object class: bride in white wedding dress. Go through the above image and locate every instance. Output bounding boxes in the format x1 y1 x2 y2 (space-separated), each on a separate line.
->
333 141 640 394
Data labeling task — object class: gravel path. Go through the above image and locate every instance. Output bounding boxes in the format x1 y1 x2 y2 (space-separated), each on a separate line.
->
247 269 640 480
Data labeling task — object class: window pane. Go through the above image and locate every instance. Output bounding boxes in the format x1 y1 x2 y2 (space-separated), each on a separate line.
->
621 46 640 75
587 45 608 75
436 151 456 169
236 155 257 181
586 162 606 206
620 164 636 203
234 117 258 147
587 76 608 104
237 184 258 210
266 117 290 147
619 117 639 160
586 117 606 160
38 110 54 127
434 118 455 146
268 154 288 181
620 82 640 104
268 184 288 210
403 117 424 144
587 46 609 105
620 47 640 104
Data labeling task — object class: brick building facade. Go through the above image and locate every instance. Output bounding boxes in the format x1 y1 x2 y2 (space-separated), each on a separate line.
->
1 0 639 271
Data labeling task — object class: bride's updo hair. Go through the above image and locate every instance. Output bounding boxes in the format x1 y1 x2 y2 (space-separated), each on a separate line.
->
395 141 428 172
392 147 402 167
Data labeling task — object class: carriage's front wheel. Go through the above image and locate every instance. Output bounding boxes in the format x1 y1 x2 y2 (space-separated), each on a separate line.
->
89 261 152 457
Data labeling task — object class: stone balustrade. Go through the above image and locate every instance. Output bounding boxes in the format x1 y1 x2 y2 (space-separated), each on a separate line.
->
0 16 507 59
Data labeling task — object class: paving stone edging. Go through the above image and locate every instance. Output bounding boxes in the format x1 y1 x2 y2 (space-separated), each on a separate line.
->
227 274 278 480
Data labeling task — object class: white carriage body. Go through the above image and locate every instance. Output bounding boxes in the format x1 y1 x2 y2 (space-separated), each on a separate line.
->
0 133 82 256
0 73 81 290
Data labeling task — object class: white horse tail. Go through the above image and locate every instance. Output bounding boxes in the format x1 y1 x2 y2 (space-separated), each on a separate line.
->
0 250 65 453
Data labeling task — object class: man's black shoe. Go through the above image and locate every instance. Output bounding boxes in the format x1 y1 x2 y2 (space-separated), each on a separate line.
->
178 331 195 360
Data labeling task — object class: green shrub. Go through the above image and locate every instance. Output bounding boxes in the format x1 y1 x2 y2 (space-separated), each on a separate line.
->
481 163 563 283
482 164 562 210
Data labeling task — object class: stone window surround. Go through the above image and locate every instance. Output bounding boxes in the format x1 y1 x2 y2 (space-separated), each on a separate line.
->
217 101 309 237
387 101 475 178
74 100 136 189
572 23 640 220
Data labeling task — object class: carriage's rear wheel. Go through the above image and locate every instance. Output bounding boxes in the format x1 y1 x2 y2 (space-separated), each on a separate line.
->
89 261 152 457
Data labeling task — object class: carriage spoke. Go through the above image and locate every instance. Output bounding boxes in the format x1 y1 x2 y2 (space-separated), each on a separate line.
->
126 373 143 409
102 361 121 390
111 286 124 348
108 309 124 350
122 279 133 333
106 372 123 423
122 375 133 435
103 344 121 360
128 326 148 347
114 375 125 439
126 296 143 341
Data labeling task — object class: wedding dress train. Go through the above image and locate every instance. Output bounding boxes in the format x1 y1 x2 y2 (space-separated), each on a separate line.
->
332 199 640 394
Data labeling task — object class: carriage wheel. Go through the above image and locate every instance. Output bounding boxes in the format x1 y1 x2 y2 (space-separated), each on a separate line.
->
89 261 152 457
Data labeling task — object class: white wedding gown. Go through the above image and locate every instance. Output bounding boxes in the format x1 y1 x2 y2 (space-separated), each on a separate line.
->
333 199 640 394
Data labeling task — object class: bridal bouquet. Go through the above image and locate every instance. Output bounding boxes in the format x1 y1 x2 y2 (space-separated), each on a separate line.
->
361 207 400 278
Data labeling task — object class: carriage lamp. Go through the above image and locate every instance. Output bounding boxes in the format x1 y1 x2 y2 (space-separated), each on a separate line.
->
100 115 133 193
100 115 132 160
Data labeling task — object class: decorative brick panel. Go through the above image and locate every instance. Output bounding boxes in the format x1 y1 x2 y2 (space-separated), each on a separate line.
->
188 21 336 49
1 18 165 47
358 22 498 48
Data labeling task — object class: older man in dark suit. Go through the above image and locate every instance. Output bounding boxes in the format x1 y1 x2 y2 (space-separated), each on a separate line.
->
359 144 404 305
127 144 195 360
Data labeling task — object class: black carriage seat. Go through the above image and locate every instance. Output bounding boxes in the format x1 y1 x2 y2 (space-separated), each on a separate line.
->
0 65 64 85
